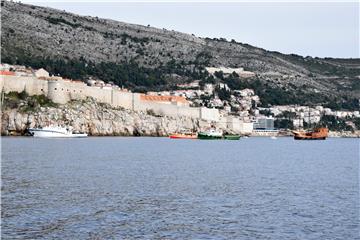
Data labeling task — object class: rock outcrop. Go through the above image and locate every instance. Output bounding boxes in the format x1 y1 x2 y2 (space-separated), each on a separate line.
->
1 99 201 136
2 98 359 137
328 131 360 138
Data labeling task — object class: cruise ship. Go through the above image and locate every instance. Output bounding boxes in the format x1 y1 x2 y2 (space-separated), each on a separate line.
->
28 126 88 138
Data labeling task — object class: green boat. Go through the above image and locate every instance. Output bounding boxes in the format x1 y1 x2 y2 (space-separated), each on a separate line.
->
197 129 223 140
224 134 241 140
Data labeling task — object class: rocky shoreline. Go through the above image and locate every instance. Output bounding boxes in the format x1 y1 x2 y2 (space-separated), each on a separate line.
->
328 131 360 138
1 99 359 138
1 99 202 137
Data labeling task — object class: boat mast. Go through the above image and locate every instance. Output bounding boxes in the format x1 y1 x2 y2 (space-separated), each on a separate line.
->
308 106 311 130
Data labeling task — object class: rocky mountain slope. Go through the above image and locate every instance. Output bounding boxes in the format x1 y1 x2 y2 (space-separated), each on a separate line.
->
2 1 360 107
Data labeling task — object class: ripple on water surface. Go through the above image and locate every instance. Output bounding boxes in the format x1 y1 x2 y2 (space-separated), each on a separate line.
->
1 137 359 239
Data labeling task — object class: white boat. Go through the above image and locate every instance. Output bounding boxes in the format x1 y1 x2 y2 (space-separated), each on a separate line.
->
28 126 88 138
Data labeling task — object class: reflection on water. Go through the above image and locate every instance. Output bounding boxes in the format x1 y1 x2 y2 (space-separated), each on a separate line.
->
1 137 359 239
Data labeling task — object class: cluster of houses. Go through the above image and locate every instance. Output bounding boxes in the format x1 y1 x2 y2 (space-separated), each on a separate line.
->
148 78 360 132
147 81 275 132
263 105 360 128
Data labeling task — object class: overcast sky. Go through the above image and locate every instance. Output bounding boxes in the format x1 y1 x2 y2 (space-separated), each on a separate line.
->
21 1 359 58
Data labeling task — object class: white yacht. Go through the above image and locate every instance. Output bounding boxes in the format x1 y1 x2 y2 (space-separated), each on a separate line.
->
28 126 88 138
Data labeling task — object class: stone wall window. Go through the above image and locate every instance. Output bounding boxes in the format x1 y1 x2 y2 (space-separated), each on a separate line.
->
54 88 57 90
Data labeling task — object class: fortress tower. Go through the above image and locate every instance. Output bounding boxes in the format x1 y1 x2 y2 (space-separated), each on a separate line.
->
47 80 69 104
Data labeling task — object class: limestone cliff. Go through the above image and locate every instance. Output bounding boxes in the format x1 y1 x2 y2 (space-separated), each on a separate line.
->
2 98 359 137
1 98 202 136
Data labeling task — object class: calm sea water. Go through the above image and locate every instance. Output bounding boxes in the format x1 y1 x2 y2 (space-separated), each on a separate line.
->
1 137 359 239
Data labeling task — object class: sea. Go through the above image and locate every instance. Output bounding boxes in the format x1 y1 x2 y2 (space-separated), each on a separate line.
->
1 137 359 239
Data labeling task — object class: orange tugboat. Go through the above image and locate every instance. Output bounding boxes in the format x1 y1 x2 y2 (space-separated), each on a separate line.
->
169 132 197 139
292 127 328 140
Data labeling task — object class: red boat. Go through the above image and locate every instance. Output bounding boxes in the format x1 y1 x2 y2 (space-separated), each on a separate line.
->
169 133 197 139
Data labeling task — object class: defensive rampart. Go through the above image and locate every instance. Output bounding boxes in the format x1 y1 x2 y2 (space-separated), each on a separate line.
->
0 75 220 122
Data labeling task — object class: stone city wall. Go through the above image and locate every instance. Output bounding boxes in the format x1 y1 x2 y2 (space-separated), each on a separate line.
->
0 75 220 122
134 100 200 119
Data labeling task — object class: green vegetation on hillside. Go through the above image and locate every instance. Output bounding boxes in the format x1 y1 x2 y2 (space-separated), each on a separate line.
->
45 16 82 28
222 73 359 110
315 115 356 131
323 97 359 111
274 119 293 129
224 74 317 106
280 54 360 77
215 86 231 101
273 111 296 129
273 112 360 131
2 48 209 92
2 47 359 110
3 91 57 112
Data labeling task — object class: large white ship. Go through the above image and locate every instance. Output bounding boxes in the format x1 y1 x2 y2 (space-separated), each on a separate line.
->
28 126 88 138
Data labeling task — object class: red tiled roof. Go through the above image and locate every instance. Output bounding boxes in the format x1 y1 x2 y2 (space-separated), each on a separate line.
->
140 94 188 103
0 70 15 76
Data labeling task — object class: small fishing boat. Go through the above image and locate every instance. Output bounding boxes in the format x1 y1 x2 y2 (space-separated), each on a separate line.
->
169 132 197 139
198 128 223 140
292 127 328 140
223 134 241 140
28 125 88 138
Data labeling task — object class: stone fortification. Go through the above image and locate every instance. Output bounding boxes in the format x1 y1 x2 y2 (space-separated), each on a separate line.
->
0 74 220 122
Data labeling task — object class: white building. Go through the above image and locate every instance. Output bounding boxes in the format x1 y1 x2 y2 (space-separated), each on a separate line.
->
34 68 50 78
205 67 255 78
204 84 214 94
206 67 244 75
239 121 254 134
253 116 275 130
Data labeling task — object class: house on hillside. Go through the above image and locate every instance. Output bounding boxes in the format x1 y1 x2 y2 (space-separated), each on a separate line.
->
34 68 50 78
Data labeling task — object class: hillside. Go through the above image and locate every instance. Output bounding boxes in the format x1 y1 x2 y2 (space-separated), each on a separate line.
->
1 1 360 109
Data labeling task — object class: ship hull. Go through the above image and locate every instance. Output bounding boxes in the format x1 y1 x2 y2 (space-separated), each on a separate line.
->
197 132 222 140
292 127 328 140
224 135 241 140
294 136 326 140
169 134 197 139
29 129 88 138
